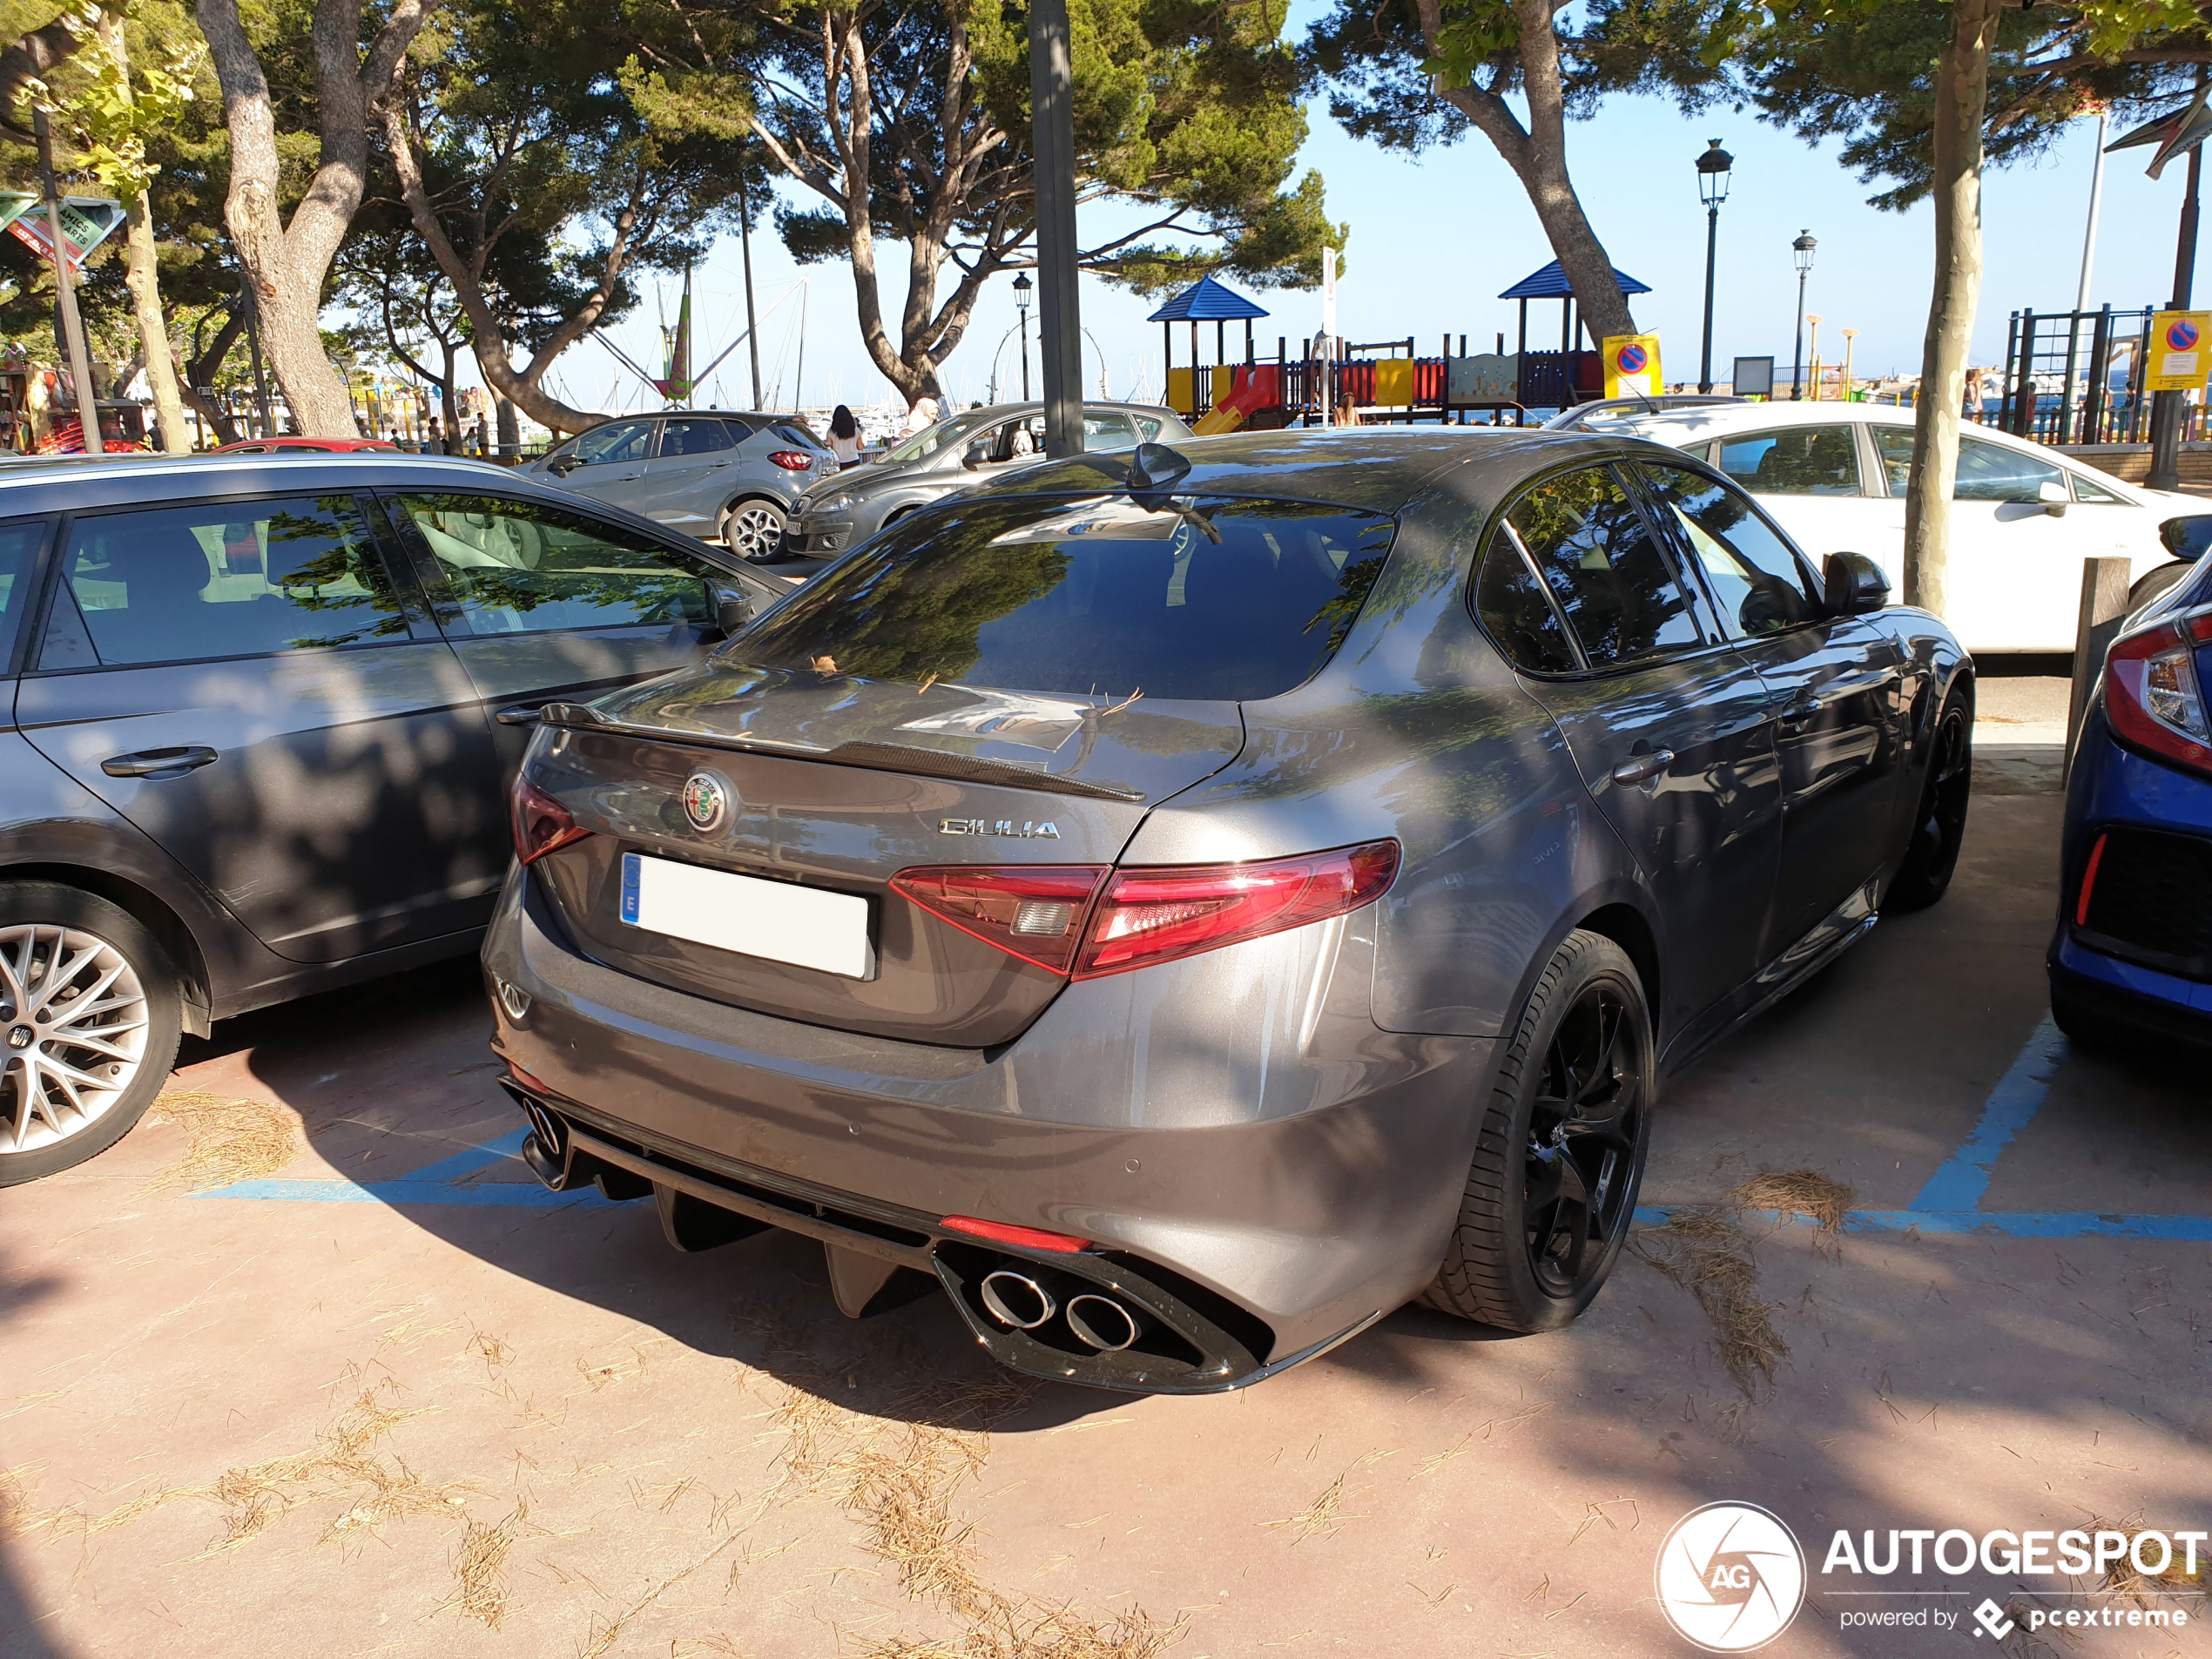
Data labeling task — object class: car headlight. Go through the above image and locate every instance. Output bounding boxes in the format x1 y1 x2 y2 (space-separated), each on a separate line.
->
810 494 853 516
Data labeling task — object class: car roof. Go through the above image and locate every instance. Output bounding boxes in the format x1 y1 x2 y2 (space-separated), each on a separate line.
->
952 401 1182 419
981 425 1656 514
1579 400 1921 442
0 451 581 514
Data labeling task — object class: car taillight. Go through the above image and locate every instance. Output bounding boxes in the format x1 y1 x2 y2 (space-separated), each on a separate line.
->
2103 607 2212 779
510 774 591 865
769 450 813 471
888 866 1106 974
890 840 1399 981
1075 841 1400 978
941 1215 1090 1252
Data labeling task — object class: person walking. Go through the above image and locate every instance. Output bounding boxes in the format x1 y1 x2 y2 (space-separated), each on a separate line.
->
827 404 860 468
426 416 445 455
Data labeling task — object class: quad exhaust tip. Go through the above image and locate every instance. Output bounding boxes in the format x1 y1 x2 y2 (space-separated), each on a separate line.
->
1065 1292 1141 1352
979 1269 1056 1330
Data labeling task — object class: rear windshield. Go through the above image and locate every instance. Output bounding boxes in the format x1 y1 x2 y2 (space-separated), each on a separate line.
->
729 494 1394 701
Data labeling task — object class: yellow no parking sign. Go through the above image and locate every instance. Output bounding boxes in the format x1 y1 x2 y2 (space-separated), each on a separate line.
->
1603 334 1662 399
2148 310 2212 392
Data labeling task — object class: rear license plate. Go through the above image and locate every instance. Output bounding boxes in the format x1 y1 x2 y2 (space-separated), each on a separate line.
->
619 853 872 979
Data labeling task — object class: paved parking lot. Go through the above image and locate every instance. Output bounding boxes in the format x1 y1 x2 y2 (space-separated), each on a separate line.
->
2 724 2205 1658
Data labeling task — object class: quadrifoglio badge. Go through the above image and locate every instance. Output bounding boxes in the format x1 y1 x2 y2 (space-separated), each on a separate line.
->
1656 1504 2205 1650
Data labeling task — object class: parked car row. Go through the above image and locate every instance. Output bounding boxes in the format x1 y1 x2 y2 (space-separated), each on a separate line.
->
10 406 2202 1395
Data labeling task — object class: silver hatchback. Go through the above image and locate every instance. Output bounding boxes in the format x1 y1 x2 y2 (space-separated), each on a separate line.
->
523 411 836 560
782 401 1190 558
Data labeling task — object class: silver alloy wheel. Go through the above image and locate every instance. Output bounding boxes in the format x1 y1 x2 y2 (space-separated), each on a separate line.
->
722 501 786 561
0 922 151 1156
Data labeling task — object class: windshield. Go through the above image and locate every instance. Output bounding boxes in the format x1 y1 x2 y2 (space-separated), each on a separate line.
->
879 411 995 466
729 493 1394 701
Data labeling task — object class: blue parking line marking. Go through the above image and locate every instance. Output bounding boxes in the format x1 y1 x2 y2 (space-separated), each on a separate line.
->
1634 1205 2212 1241
1907 1013 2068 1212
193 1125 619 1209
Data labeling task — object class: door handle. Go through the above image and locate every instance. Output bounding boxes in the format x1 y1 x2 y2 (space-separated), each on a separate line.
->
1776 695 1821 732
1609 748 1675 786
102 745 218 779
708 460 732 469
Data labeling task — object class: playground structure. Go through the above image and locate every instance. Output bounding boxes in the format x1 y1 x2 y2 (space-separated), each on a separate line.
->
1151 262 1655 431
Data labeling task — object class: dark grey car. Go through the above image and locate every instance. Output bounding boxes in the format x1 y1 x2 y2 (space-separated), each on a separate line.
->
0 455 779 1185
483 428 1972 1392
781 401 1190 558
521 410 836 559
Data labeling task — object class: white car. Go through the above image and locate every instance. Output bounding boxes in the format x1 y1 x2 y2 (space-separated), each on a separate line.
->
1579 401 2208 651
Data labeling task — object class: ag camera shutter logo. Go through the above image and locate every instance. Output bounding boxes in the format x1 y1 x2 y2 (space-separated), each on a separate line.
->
1655 1502 1807 1652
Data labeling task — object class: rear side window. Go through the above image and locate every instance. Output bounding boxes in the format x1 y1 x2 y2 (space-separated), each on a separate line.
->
1636 463 1822 636
731 495 1393 701
1474 525 1578 673
395 494 718 636
660 419 734 457
51 496 408 666
1504 466 1706 669
1716 426 1861 496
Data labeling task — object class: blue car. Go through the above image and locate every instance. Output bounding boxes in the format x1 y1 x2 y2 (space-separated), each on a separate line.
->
2050 555 2212 1052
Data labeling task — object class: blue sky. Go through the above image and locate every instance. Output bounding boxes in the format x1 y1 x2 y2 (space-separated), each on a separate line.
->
543 25 2194 419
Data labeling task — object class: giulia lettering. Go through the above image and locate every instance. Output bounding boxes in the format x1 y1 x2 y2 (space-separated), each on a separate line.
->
935 819 1062 839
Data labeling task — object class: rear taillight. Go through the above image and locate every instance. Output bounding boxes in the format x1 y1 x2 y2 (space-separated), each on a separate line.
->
2103 607 2212 779
890 840 1399 981
1076 841 1400 978
941 1215 1090 1252
888 866 1106 974
510 774 591 865
768 449 813 471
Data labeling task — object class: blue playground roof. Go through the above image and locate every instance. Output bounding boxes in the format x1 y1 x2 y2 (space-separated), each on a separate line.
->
1146 275 1270 322
1498 260 1652 300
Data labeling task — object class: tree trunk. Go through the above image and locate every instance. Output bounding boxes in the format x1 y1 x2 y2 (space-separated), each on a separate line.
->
1904 0 2004 617
97 14 189 453
194 0 433 437
494 389 517 461
1424 0 1635 346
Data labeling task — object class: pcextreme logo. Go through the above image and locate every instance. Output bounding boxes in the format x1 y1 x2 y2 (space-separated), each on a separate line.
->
1655 1502 1809 1653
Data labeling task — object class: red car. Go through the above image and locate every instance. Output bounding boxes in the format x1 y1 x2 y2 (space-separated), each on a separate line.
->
211 436 401 455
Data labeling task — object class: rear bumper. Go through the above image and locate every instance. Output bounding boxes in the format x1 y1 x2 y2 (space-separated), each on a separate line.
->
480 867 1496 1386
2048 946 2212 1053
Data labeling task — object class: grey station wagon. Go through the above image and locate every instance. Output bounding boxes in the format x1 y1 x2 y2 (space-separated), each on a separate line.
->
484 429 1972 1392
0 455 779 1185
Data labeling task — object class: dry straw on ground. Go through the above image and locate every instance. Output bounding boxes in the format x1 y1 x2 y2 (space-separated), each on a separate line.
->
142 1089 298 1191
1728 1169 1856 1254
1629 1208 1789 1398
448 1499 528 1628
2088 1513 2208 1602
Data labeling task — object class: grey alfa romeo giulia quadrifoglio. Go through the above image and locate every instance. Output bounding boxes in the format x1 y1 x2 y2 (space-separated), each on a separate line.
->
482 428 1972 1393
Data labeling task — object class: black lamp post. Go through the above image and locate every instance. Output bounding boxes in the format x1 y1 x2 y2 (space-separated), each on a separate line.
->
1013 273 1034 401
1696 138 1733 395
1791 228 1817 400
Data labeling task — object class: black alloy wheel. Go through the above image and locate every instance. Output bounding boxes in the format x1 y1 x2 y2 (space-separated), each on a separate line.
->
1523 980 1645 1298
1887 690 1972 912
1425 928 1654 1332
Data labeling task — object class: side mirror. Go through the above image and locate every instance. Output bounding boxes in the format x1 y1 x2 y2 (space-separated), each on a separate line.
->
548 455 581 476
2039 480 2069 516
2158 513 2212 560
709 583 755 638
962 442 989 469
1823 550 1891 616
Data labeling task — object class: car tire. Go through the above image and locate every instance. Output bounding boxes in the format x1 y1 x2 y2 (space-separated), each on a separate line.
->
2128 563 2190 610
718 497 787 563
0 881 183 1187
1885 688 1973 913
1422 929 1654 1333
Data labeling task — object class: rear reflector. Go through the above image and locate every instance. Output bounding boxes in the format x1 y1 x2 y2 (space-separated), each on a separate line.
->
511 773 592 866
2075 831 2108 927
941 1215 1091 1253
890 840 1400 981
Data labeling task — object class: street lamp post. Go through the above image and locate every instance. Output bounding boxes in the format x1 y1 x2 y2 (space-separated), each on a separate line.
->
1696 138 1733 395
1013 272 1033 401
1791 229 1817 400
